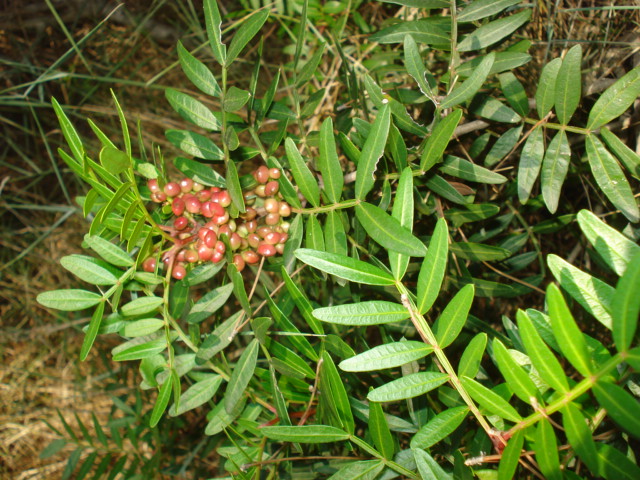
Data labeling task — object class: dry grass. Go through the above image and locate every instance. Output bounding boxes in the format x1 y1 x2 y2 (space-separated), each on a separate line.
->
1 0 639 478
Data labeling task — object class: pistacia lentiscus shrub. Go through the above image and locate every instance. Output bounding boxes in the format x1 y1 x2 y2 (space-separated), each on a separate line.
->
38 0 640 478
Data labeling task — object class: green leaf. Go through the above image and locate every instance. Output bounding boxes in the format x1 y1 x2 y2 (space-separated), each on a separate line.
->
120 296 163 317
404 35 434 99
183 262 225 287
314 301 409 326
170 375 222 416
166 129 224 160
176 40 220 97
356 202 427 257
80 302 105 361
440 155 507 184
499 71 529 116
435 284 474 349
226 9 269 66
122 318 164 337
339 341 433 372
586 135 639 223
596 443 640 480
112 337 166 361
593 381 640 439
355 104 391 200
484 125 522 166
305 215 325 252
52 97 84 165
562 404 599 473
548 254 615 329
186 283 234 324
498 430 524 480
324 210 348 257
426 174 467 204
554 45 582 124
517 126 544 204
225 159 246 213
420 109 463 172
534 419 561 480
165 88 221 130
150 373 173 427
318 117 343 203
588 65 640 129
493 339 538 403
285 138 320 207
205 396 246 436
390 168 414 280
377 0 448 7
296 43 326 88
222 86 251 112
320 351 355 434
517 309 569 393
417 217 449 315
458 10 531 52
261 425 349 443
197 312 241 363
294 249 395 286
367 372 449 402
410 406 468 449
441 53 495 109
225 338 259 413
471 96 521 124
328 460 385 480
449 242 512 262
174 157 225 187
99 145 128 174
458 0 523 23
61 254 119 286
368 401 395 459
281 266 323 335
600 128 640 178
203 0 226 64
547 283 592 376
268 296 318 362
414 448 453 480
456 52 531 79
458 333 487 379
541 130 571 214
535 58 562 118
370 19 449 45
461 377 522 422
37 289 102 311
613 252 640 352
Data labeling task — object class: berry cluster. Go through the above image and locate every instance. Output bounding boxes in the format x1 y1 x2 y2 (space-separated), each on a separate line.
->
143 166 291 279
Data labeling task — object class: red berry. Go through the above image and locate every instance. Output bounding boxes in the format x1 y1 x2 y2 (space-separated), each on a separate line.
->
186 197 201 214
265 181 279 197
172 197 185 216
192 182 204 192
242 250 259 264
245 220 257 233
148 179 161 193
241 207 257 221
279 202 291 217
204 230 217 248
172 264 187 280
278 233 289 244
179 178 193 193
151 191 167 203
229 233 242 250
215 240 226 254
247 233 261 249
185 249 199 263
269 168 281 180
142 257 157 272
233 254 245 272
264 231 281 245
198 244 214 261
218 190 231 207
257 226 272 238
254 166 270 184
174 216 189 231
212 251 224 263
164 182 181 197
257 243 277 257
213 211 230 225
176 250 186 262
200 201 214 218
266 213 280 226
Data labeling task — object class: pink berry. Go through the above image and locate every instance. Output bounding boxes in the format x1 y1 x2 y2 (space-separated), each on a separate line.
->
164 182 181 197
254 166 270 184
186 197 201 214
148 179 161 193
200 201 215 218
279 202 291 217
275 243 285 254
185 250 199 263
218 190 232 208
264 198 279 213
229 233 242 250
269 168 281 180
172 197 185 216
242 250 259 264
255 185 266 197
215 241 226 254
265 213 280 226
245 220 257 233
265 181 279 197
264 231 281 245
198 244 214 261
204 230 217 248
176 250 186 262
247 233 261 249
233 254 245 272
257 243 277 257
213 211 229 225
257 226 272 238
192 182 204 192
174 216 189 231
172 264 187 280
212 251 224 263
151 191 167 203
179 178 193 193
142 257 157 272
